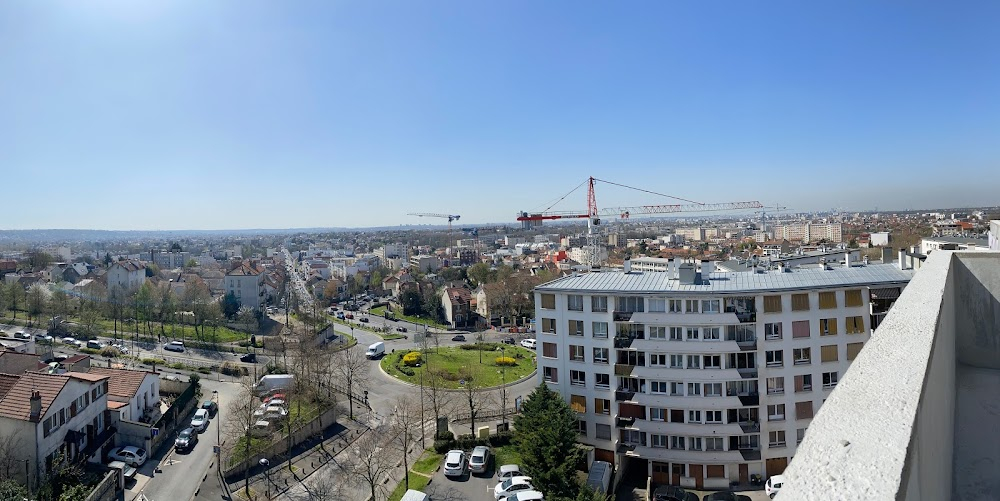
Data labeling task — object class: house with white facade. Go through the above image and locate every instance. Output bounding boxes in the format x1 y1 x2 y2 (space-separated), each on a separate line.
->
533 257 912 490
107 260 146 290
226 262 266 311
87 367 160 423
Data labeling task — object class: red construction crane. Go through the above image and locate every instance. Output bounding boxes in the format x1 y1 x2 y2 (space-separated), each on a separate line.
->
517 177 763 222
408 213 462 232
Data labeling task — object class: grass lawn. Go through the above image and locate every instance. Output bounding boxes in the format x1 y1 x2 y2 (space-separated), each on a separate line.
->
412 450 444 475
381 344 536 389
95 318 250 343
494 444 523 468
379 333 406 340
370 306 450 330
387 471 431 501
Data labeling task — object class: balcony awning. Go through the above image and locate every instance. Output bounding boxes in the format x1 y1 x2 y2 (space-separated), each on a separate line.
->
870 287 901 300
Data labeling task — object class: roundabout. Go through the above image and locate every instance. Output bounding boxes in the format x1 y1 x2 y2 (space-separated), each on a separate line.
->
380 342 536 389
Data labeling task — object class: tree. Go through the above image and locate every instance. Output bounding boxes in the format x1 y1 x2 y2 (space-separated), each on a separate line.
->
58 483 90 501
184 258 198 268
5 283 24 320
0 480 27 501
514 384 586 500
221 292 241 319
349 430 395 501
467 262 494 286
236 305 257 334
224 377 262 497
400 290 423 316
169 242 183 252
388 395 421 490
25 251 53 271
424 368 453 433
332 345 369 420
104 253 113 268
26 283 47 325
460 367 492 436
50 288 70 318
145 263 160 277
0 432 24 480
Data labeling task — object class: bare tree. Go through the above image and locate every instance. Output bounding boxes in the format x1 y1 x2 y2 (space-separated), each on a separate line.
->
26 283 47 326
349 429 395 501
460 367 493 436
332 344 369 420
388 395 421 490
224 377 262 497
0 432 24 481
424 368 454 436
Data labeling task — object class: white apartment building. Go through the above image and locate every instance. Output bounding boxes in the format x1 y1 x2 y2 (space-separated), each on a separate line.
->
107 260 146 290
533 260 911 491
772 223 844 243
225 262 266 310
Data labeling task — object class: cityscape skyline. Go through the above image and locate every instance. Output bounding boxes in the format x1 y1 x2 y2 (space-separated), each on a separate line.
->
2 1 998 231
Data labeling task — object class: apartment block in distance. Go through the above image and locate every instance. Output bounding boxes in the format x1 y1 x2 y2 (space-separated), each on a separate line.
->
532 256 911 491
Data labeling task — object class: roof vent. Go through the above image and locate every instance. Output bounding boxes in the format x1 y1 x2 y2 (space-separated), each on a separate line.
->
623 260 632 274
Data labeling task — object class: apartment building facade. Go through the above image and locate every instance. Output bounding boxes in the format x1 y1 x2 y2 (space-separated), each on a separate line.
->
772 223 844 243
226 262 266 310
533 261 910 490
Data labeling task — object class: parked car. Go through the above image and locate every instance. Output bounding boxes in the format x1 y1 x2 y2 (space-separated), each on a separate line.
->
443 449 467 477
240 353 258 363
201 399 218 415
35 334 54 343
174 427 198 452
399 490 430 501
263 393 286 405
107 460 137 480
702 492 751 501
469 445 492 475
254 404 289 422
86 340 104 350
14 331 31 340
508 491 544 501
451 334 466 342
653 485 699 501
164 341 185 352
501 337 516 345
108 446 147 467
765 475 785 499
345 313 354 319
359 317 369 323
520 338 537 349
396 326 408 332
497 464 521 480
495 476 533 499
61 336 77 346
190 408 210 432
336 312 346 319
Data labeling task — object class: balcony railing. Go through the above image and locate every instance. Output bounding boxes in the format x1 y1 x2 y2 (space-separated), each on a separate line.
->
616 442 638 453
615 389 636 402
739 421 761 433
613 311 634 322
738 393 760 406
740 448 762 461
737 338 758 351
614 336 637 349
615 364 636 376
737 368 759 379
616 416 636 428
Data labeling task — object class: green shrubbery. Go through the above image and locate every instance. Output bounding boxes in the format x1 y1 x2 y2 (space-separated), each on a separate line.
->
433 430 514 454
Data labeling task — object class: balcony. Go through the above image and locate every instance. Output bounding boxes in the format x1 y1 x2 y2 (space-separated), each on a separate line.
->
615 389 636 402
616 416 636 428
737 338 758 351
737 368 758 379
615 364 636 377
737 393 760 406
736 312 757 323
739 448 762 461
777 252 994 500
613 311 634 322
739 421 761 433
616 442 638 453
614 336 637 349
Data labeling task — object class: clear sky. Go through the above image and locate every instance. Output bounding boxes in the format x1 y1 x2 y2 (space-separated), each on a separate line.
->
2 1 998 230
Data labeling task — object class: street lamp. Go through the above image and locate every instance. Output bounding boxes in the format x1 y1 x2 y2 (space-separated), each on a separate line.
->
259 458 270 499
213 390 221 466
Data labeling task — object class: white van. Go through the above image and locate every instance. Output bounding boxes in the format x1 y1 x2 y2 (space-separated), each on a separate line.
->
586 460 613 494
399 490 430 501
365 342 385 359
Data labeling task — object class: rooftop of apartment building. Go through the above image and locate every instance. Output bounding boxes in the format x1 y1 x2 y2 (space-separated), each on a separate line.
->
536 262 912 294
776 251 1000 500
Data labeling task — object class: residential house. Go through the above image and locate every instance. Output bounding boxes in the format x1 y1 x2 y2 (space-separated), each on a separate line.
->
87 367 161 423
107 260 146 291
0 350 43 374
441 287 473 328
760 240 792 258
0 371 113 489
225 261 266 311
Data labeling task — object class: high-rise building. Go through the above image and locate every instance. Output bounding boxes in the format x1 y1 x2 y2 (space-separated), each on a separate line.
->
532 260 911 490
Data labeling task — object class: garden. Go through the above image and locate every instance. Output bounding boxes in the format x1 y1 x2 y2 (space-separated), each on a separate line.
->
380 342 536 388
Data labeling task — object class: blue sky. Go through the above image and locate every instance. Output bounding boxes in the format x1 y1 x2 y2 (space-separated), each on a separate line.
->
2 1 998 230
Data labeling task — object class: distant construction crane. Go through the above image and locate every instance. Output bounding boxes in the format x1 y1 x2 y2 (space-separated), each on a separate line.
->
408 213 462 232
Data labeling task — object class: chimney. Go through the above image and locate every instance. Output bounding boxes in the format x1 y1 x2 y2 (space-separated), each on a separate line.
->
29 391 41 421
898 249 907 270
845 251 852 268
702 260 715 276
623 259 632 274
678 262 696 284
882 247 892 264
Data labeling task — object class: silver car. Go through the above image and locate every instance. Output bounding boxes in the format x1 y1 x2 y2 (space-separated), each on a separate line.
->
469 445 492 475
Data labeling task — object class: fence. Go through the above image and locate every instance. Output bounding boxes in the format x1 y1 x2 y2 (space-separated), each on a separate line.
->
450 406 519 424
150 381 199 452
84 470 118 501
222 405 340 482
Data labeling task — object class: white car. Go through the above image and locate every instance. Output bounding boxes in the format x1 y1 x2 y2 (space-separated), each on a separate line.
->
497 464 521 480
443 449 467 477
164 341 185 352
190 408 210 432
495 476 533 500
765 474 785 498
508 491 544 501
520 338 537 349
108 446 147 467
61 336 77 345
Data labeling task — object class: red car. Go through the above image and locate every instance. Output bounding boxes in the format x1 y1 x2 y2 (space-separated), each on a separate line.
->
263 393 286 404
345 313 354 319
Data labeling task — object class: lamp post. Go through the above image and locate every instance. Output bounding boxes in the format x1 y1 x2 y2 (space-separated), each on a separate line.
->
213 390 221 468
259 458 270 500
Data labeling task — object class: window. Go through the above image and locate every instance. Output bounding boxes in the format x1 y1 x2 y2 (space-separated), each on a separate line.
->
763 295 782 313
767 377 785 395
648 326 667 340
593 348 609 364
820 318 838 336
651 434 669 448
705 383 722 396
767 404 786 421
793 348 812 365
577 419 587 436
670 355 684 368
792 320 810 339
570 345 585 362
795 374 813 392
820 345 839 363
669 327 683 341
649 354 668 367
595 398 610 415
702 300 721 313
686 327 699 340
595 373 610 389
650 408 667 421
570 370 586 386
567 294 584 311
650 381 668 394
670 436 686 450
766 350 784 368
43 417 52 437
542 342 558 358
670 382 684 395
769 430 786 447
596 424 612 440
706 410 722 423
568 320 584 336
593 322 609 338
847 342 864 360
671 409 685 422
706 437 724 451
669 299 683 313
689 437 703 451
541 318 556 334
796 401 814 420
791 293 810 311
685 300 699 313
703 355 721 369
822 371 839 389
543 367 558 382
796 428 807 444
846 316 865 334
765 322 783 340
819 291 837 309
592 296 608 312
688 410 701 423
845 289 863 307
648 299 666 312
687 355 701 369
570 394 586 413
615 296 644 313
703 327 721 340
541 294 555 309
687 383 701 396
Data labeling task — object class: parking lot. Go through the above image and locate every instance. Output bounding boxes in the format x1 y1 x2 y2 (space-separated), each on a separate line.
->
426 458 506 501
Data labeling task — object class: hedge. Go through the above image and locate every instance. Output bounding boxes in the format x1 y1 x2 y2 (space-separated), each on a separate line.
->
495 356 516 366
433 430 514 453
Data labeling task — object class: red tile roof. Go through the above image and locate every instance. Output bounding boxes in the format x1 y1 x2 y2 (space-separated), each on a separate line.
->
87 367 153 400
0 372 70 421
0 374 20 400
